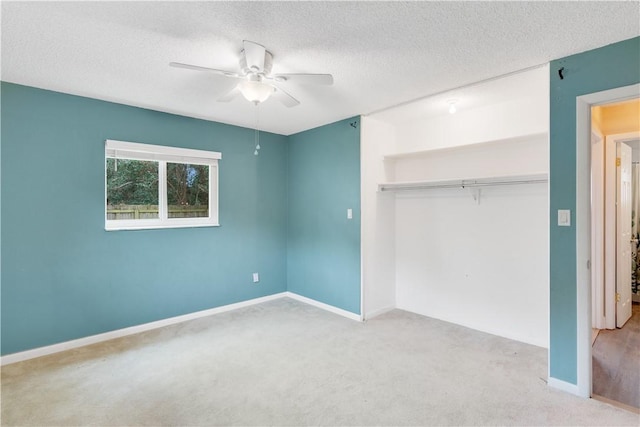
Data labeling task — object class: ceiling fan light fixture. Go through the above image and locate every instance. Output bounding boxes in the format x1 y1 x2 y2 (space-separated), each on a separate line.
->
171 40 323 108
238 80 274 104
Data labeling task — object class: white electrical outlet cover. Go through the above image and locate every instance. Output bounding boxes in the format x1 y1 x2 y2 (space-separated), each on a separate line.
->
252 273 259 283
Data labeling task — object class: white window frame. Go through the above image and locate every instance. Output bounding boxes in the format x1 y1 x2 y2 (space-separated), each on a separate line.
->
105 139 221 231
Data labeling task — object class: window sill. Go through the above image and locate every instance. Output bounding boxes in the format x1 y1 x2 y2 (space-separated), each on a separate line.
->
105 222 220 231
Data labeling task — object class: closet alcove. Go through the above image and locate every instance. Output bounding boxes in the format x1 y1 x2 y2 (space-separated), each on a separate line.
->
360 65 550 348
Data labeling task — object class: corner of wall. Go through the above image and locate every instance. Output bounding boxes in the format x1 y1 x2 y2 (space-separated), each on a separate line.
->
360 116 397 318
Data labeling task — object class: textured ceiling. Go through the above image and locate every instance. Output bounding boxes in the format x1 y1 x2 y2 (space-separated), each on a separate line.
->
2 1 639 135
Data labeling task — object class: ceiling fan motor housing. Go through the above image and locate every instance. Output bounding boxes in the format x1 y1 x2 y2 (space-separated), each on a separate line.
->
240 50 273 75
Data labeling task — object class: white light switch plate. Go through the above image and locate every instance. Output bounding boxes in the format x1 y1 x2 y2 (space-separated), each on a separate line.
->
252 273 259 283
558 209 571 226
347 208 353 219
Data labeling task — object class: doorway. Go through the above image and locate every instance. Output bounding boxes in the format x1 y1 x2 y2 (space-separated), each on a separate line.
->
587 95 640 410
575 83 639 400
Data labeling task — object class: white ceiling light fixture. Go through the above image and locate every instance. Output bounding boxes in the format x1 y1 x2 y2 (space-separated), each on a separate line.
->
238 77 274 105
170 40 333 108
447 99 458 114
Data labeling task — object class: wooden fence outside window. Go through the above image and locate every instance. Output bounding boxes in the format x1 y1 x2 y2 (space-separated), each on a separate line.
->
107 205 208 220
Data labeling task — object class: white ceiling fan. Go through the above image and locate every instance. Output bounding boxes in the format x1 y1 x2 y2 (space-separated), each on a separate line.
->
170 40 333 107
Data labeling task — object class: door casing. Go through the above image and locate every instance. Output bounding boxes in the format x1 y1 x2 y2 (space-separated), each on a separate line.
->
575 83 640 398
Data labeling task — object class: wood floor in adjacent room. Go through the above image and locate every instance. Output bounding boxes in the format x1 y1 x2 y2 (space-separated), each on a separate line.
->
2 298 639 426
593 302 640 410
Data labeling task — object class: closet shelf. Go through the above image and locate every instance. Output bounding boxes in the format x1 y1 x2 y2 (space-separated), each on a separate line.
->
378 173 548 192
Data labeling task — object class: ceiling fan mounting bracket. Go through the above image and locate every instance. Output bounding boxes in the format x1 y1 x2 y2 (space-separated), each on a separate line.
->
240 49 273 75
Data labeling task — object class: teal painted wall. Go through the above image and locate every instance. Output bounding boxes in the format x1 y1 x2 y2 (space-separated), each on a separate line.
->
549 37 640 383
1 82 288 355
287 117 361 314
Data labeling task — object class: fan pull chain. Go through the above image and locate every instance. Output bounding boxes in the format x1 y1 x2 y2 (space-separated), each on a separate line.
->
254 103 261 156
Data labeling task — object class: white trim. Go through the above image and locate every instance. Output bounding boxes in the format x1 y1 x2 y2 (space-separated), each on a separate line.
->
547 129 552 389
105 139 222 161
575 83 640 399
105 139 220 231
606 132 640 143
363 306 395 320
0 293 286 366
591 129 606 329
548 376 580 395
105 222 220 231
210 160 219 226
159 160 168 222
285 292 363 322
360 119 365 323
0 292 365 366
576 92 593 399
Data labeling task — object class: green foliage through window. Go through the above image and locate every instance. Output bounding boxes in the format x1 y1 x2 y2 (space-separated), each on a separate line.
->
106 158 210 220
167 163 209 207
106 159 159 206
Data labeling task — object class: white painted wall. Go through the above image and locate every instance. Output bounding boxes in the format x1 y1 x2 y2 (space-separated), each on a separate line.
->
394 95 548 153
394 177 549 347
390 134 548 183
361 116 397 318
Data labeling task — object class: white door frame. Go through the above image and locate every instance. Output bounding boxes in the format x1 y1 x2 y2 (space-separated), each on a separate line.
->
591 129 606 330
593 131 640 330
576 83 640 398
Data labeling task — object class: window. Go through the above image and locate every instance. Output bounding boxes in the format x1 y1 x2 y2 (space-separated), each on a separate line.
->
105 140 221 230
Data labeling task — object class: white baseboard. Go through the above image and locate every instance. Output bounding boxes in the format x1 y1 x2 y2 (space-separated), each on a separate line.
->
364 306 395 320
285 292 363 322
548 377 580 395
1 291 363 365
1 292 287 366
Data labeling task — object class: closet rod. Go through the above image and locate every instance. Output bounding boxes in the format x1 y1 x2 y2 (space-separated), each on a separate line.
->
379 177 548 192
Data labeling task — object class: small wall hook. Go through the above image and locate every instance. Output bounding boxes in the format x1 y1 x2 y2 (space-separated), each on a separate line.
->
558 67 565 80
350 121 358 129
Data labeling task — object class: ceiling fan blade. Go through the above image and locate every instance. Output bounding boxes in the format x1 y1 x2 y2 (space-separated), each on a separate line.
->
270 73 334 86
169 62 241 78
217 86 241 102
242 40 266 72
272 86 300 108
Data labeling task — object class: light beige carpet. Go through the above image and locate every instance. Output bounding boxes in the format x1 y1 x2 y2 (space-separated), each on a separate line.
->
2 298 639 426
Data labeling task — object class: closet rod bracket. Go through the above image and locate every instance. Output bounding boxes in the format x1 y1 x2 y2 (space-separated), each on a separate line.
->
470 188 481 204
